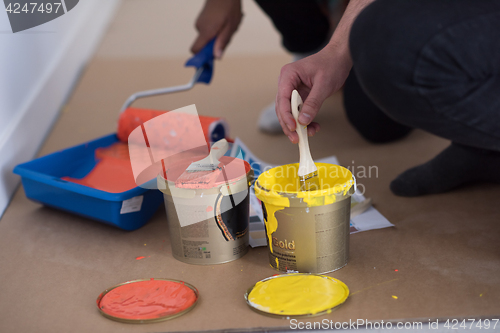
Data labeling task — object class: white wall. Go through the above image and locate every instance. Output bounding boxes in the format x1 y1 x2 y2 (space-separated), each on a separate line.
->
0 0 120 218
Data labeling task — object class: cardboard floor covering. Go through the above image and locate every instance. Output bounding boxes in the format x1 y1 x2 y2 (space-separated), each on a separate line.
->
1 55 500 332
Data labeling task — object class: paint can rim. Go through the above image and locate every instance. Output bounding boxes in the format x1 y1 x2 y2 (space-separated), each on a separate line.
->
254 163 356 206
161 156 252 189
157 162 253 196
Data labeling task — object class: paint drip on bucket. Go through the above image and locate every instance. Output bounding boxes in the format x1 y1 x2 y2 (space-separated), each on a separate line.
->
255 163 355 274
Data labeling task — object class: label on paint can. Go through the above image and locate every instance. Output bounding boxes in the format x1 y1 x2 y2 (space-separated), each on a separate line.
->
165 191 250 264
264 199 351 274
120 195 143 214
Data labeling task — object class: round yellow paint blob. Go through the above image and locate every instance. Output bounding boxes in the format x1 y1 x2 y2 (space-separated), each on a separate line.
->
246 274 349 317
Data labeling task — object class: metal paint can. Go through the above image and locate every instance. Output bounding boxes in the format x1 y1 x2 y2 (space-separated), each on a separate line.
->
255 163 355 274
158 156 252 264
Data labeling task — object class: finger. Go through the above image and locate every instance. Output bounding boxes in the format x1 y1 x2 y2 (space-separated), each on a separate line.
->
275 94 298 143
191 33 214 54
276 66 300 133
307 122 321 136
298 82 332 126
275 96 297 143
213 23 234 59
277 92 297 138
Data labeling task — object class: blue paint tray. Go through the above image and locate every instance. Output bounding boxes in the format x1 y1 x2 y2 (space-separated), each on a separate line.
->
13 134 163 231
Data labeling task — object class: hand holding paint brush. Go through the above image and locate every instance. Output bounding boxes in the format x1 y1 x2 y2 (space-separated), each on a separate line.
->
291 90 320 191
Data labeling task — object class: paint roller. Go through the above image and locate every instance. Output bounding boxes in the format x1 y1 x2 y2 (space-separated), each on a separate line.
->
117 108 229 147
116 39 229 146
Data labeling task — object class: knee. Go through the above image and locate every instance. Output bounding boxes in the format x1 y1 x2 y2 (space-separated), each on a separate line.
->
343 70 413 143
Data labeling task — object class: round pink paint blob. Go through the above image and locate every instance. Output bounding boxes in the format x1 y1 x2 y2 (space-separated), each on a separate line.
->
99 279 197 320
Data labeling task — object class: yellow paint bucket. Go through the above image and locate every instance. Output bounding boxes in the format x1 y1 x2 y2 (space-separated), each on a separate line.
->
255 163 355 273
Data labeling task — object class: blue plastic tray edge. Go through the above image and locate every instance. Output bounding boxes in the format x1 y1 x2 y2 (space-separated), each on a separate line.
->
13 133 153 202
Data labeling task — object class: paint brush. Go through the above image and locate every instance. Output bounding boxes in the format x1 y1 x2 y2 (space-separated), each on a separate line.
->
291 90 320 191
175 139 229 188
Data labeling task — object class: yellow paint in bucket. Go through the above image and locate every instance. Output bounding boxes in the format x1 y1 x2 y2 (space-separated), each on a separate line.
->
255 163 355 273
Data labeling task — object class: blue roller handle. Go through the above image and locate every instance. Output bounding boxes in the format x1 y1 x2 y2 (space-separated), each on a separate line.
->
119 39 216 113
185 38 215 84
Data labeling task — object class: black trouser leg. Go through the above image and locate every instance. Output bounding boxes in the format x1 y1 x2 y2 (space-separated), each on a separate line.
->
350 0 500 152
343 70 413 143
254 0 330 53
349 0 500 196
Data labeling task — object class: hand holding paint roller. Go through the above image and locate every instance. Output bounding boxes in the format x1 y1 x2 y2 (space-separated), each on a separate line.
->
291 90 320 191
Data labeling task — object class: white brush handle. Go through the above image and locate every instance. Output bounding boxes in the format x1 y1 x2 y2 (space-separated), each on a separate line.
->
194 138 228 165
186 139 228 171
291 90 317 177
209 138 229 163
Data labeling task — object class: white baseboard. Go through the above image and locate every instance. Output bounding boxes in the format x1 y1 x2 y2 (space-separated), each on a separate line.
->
0 0 121 218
